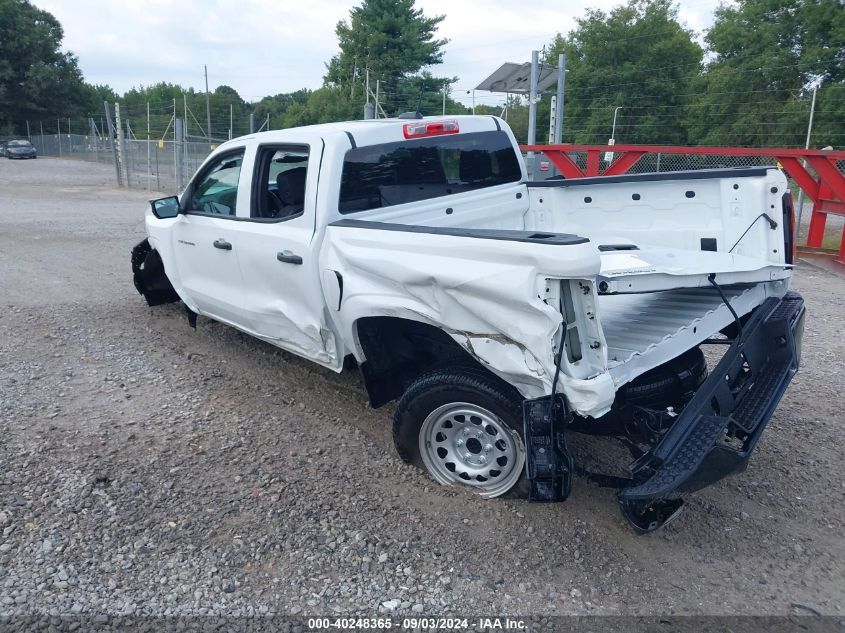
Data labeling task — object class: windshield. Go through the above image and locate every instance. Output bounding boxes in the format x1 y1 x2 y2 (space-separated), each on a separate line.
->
8 140 32 148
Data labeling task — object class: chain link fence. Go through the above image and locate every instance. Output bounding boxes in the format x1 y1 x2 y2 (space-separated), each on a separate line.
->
21 133 218 194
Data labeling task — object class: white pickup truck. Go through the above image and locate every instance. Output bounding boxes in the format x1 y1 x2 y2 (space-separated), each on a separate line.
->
132 115 805 532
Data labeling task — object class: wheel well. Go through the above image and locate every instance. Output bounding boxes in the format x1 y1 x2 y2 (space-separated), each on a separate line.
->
355 316 502 408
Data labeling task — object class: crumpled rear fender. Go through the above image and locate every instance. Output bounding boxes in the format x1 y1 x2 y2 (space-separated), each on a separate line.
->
321 221 616 416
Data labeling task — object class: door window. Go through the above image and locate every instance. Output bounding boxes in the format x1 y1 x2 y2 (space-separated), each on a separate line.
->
252 147 309 220
188 150 245 216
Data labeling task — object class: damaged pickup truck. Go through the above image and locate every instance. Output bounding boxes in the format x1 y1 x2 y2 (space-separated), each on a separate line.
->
132 115 805 532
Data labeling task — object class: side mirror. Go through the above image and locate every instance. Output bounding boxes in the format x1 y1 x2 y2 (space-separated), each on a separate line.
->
150 196 180 219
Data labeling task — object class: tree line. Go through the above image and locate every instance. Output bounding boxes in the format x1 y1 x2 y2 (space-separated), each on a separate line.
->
1 0 842 148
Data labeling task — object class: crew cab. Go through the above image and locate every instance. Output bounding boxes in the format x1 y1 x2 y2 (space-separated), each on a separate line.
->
132 115 805 531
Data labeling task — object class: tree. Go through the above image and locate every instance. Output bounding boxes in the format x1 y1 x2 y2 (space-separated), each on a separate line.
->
121 82 189 138
545 0 702 145
252 89 313 130
324 0 449 115
281 87 357 128
0 0 95 132
689 0 845 147
209 85 248 138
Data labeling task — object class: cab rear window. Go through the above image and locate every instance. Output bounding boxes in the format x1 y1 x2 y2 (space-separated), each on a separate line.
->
338 131 522 214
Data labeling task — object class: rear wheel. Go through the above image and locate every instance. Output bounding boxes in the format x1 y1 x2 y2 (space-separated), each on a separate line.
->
393 369 527 499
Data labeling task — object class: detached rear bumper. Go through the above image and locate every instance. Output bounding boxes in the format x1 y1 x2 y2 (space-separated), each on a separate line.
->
620 291 805 503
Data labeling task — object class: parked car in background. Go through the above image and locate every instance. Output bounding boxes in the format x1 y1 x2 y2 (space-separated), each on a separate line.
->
5 139 37 159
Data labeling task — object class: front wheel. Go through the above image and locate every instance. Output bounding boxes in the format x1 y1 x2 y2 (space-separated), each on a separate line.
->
393 369 527 499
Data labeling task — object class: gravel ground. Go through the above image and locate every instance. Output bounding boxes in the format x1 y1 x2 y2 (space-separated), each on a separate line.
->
0 157 843 619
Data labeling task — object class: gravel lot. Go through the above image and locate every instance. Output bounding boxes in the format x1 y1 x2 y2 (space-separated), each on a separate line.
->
1 157 843 618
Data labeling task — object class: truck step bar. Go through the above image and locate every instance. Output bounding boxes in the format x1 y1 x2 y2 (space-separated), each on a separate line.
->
620 291 804 501
523 291 805 533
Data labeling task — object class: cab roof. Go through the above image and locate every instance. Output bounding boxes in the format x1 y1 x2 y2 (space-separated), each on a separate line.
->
216 115 507 151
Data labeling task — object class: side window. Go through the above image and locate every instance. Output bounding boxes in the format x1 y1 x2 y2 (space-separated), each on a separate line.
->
252 147 309 220
188 150 245 216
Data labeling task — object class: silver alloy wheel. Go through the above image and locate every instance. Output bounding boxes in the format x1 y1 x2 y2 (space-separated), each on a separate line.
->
418 402 525 499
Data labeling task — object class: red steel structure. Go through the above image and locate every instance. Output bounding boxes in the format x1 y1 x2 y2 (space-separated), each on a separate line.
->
521 143 845 265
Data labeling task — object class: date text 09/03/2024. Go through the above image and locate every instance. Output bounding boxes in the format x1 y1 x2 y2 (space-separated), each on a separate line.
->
306 617 527 630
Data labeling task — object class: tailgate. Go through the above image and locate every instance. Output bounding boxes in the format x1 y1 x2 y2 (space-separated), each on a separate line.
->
597 246 790 294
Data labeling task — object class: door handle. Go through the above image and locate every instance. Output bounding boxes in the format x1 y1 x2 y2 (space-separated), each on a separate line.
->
277 251 303 265
213 239 232 251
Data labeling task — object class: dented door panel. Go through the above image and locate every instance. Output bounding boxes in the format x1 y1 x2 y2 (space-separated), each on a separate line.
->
233 141 342 369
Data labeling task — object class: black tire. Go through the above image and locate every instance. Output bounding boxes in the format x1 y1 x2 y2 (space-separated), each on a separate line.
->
393 368 530 498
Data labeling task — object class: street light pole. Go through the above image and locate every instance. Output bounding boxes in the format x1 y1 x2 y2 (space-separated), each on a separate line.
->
606 106 623 163
466 90 476 115
796 83 819 241
611 106 623 142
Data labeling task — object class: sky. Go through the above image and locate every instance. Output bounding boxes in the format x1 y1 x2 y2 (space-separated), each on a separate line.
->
35 0 723 107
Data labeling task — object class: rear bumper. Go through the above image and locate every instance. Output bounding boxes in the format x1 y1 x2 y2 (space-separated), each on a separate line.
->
619 291 805 502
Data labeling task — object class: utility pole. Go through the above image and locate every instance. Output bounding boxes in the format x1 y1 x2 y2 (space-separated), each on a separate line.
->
25 120 30 141
104 102 121 186
527 50 540 180
115 102 129 186
554 54 566 144
229 103 233 140
57 119 61 156
89 118 98 161
796 83 819 240
364 69 374 119
375 80 380 119
146 102 151 192
442 82 447 116
175 116 184 190
204 64 212 144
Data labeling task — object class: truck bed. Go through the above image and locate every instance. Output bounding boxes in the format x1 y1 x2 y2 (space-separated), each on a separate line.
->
599 283 773 389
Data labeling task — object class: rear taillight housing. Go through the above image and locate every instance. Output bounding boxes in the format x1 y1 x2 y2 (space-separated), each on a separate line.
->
403 119 459 139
